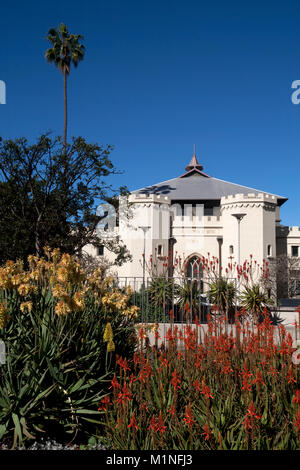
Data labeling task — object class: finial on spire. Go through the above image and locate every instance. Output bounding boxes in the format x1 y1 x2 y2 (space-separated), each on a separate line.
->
185 145 203 171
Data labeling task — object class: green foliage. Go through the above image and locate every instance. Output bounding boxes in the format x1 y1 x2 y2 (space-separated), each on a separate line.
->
208 278 236 321
0 135 130 264
240 284 271 321
45 23 85 76
148 277 176 316
129 290 163 323
0 289 136 448
103 317 300 450
0 181 36 262
176 280 202 319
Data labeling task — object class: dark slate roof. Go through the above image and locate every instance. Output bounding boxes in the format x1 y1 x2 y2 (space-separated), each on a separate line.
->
132 171 288 206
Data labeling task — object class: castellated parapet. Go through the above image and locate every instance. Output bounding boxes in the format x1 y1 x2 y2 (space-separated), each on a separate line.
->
129 193 171 205
288 226 300 233
221 192 277 204
172 215 221 226
220 193 277 212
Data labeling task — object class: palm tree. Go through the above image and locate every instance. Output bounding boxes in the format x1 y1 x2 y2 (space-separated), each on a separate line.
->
45 24 85 154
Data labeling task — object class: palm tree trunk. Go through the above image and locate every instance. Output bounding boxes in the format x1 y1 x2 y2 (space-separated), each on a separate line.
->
63 67 67 154
62 67 69 230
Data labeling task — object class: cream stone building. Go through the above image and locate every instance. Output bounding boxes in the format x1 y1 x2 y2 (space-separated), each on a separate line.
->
84 150 300 297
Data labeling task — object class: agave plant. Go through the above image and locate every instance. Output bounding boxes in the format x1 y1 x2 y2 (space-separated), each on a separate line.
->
148 277 178 319
208 279 236 321
240 284 272 322
176 279 203 320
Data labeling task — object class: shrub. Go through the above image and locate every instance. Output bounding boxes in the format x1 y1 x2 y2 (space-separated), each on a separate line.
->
208 279 236 322
240 284 272 322
0 249 137 448
101 314 300 450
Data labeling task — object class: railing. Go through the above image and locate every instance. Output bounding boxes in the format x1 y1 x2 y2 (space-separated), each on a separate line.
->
115 276 238 324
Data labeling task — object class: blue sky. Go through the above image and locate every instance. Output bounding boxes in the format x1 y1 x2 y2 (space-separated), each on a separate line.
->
0 0 300 225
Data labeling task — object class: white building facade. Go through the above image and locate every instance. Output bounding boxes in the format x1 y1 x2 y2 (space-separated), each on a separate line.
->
84 151 300 296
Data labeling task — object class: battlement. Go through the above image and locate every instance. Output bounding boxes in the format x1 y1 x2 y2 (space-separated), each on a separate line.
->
221 192 277 205
172 214 222 227
129 193 171 204
203 215 221 224
288 226 300 234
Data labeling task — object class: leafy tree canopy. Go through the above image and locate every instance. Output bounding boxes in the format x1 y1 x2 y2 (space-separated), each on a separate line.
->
0 134 131 265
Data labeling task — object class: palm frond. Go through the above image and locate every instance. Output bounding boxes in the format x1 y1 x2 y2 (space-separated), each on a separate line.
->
45 24 85 71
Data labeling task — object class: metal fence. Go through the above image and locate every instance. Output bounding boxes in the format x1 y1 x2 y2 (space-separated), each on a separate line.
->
115 276 238 324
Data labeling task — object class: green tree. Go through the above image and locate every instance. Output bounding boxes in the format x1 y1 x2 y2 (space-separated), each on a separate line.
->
0 181 36 261
0 134 131 264
45 23 85 154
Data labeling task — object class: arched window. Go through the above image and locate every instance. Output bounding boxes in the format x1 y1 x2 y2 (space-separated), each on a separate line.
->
186 256 203 279
96 245 104 256
185 255 204 294
267 244 272 257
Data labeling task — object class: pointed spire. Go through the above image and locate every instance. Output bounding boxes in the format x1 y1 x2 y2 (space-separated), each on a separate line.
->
185 145 203 171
